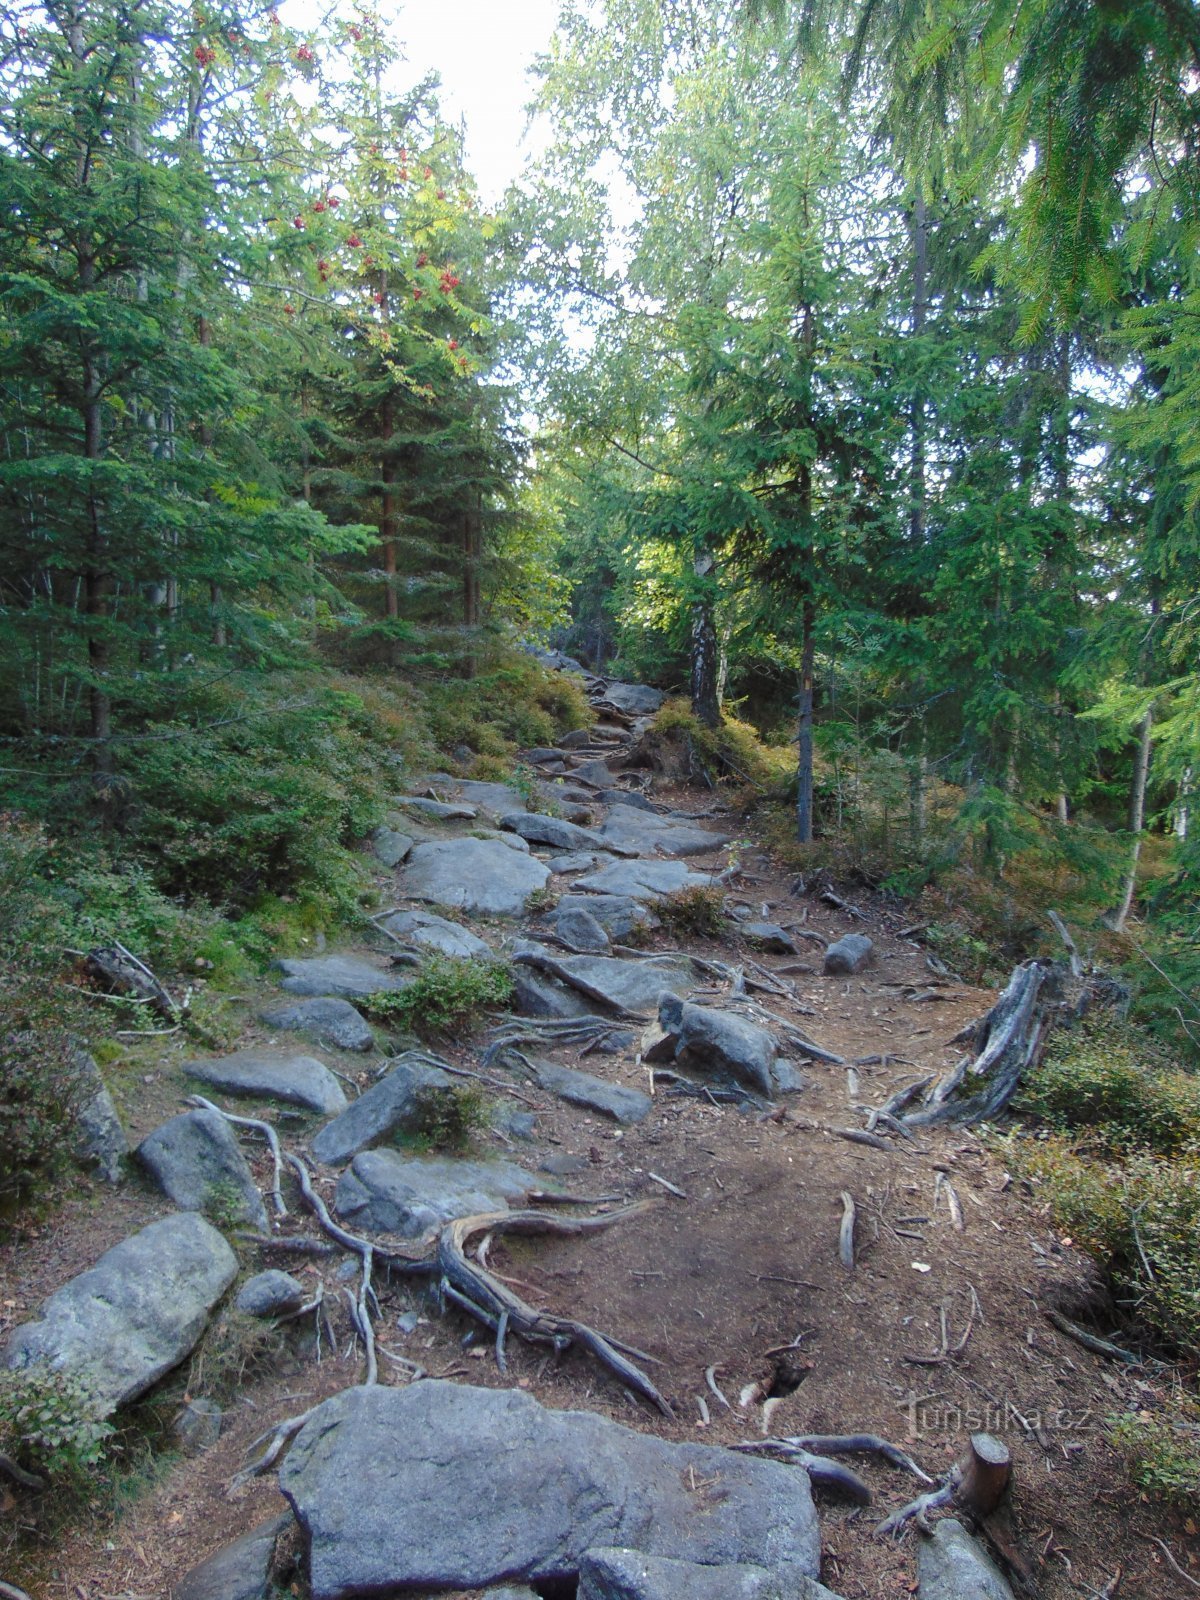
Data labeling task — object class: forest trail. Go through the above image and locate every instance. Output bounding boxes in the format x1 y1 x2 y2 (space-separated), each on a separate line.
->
0 666 1177 1600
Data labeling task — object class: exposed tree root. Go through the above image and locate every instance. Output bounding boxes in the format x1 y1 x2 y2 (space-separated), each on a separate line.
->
876 1431 1011 1538
187 1095 287 1217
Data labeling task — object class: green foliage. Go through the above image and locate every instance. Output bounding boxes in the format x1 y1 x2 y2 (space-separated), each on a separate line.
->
1019 1018 1200 1156
202 1179 252 1237
1109 1398 1200 1510
365 956 514 1037
423 658 591 758
0 976 89 1225
0 1365 113 1485
656 886 727 938
404 1082 491 1153
650 702 793 792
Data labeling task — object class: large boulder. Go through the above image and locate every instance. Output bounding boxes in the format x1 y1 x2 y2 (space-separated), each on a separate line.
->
275 954 411 1000
310 1054 455 1166
500 812 605 852
579 1548 846 1600
514 951 693 1019
174 1512 294 1600
400 837 550 917
333 1150 536 1236
4 1213 237 1414
658 997 777 1098
573 859 708 903
598 804 729 859
259 996 374 1054
596 682 665 716
557 893 657 939
555 903 611 953
379 908 491 959
371 826 414 868
184 1051 347 1116
137 1109 267 1230
822 934 874 976
916 1519 1015 1600
279 1381 820 1599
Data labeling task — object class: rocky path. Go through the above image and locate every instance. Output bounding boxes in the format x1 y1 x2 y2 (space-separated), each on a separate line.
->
0 666 1177 1600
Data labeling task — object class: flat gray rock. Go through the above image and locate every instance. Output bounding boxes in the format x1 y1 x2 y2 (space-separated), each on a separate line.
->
530 1061 651 1125
137 1109 268 1230
372 826 414 868
557 728 594 750
580 1548 846 1600
72 1049 127 1182
236 1270 306 1317
174 1513 293 1600
823 934 874 976
659 997 777 1098
280 1382 819 1598
558 892 657 938
259 996 374 1053
500 811 604 852
395 795 478 820
381 908 491 959
599 804 729 859
452 778 531 816
334 1150 535 1236
275 954 411 999
917 1519 1015 1600
555 904 611 953
546 850 615 875
574 859 705 902
400 837 550 917
512 969 596 1019
534 952 693 1016
185 1051 347 1115
743 921 798 955
4 1213 237 1414
597 681 665 715
571 758 616 788
311 1055 455 1166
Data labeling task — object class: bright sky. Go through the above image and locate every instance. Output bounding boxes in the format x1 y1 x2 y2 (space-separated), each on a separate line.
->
390 0 562 202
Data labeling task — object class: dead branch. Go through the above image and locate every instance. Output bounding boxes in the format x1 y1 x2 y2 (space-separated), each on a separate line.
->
705 1364 731 1409
83 942 177 1019
1047 910 1083 979
0 1451 45 1491
866 1075 935 1130
838 1191 856 1269
904 960 1056 1126
0 1582 35 1600
1146 1535 1200 1592
187 1095 286 1217
1044 1308 1139 1365
779 1433 932 1483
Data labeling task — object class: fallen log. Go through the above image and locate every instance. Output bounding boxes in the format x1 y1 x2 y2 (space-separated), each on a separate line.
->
903 960 1057 1127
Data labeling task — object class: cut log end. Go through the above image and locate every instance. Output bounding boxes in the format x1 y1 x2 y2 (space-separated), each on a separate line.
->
957 1431 1011 1517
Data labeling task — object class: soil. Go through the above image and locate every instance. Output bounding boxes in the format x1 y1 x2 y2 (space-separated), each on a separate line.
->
2 786 1197 1600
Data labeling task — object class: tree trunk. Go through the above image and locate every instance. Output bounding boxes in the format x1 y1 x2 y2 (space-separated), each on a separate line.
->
1111 707 1153 933
1176 768 1191 840
909 185 927 546
690 548 719 729
797 592 815 843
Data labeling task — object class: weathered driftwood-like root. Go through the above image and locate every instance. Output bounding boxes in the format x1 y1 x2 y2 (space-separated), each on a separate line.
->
876 1431 1011 1538
188 1095 287 1217
0 1580 36 1600
904 960 1054 1127
733 1440 871 1503
436 1206 673 1417
838 1191 856 1269
234 1408 316 1487
83 940 178 1019
1044 1307 1139 1365
0 1451 45 1492
764 1433 934 1483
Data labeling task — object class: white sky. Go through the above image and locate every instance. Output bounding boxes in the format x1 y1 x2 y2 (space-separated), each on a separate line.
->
391 0 562 202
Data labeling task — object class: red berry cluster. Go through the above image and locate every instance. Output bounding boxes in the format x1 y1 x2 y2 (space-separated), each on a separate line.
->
438 268 460 294
194 44 216 66
296 43 314 62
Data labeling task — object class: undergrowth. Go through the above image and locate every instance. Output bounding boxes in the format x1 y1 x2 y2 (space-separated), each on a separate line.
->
365 956 514 1037
403 1082 491 1153
0 976 90 1227
655 885 726 938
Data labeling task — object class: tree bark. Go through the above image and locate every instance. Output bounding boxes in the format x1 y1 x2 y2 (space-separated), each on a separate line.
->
1111 707 1153 933
796 591 815 843
690 548 720 729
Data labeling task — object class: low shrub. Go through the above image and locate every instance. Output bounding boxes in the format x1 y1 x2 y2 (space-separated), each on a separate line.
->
0 976 89 1226
656 886 726 938
405 1082 491 1153
0 1365 112 1486
366 956 514 1037
1109 1398 1200 1509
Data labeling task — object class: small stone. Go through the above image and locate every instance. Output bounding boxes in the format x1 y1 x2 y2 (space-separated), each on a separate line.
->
742 921 798 955
72 1049 127 1183
275 954 412 999
381 909 491 959
372 827 414 867
579 1547 847 1600
173 1396 223 1454
310 1055 455 1166
530 1060 651 1125
823 934 874 976
539 1152 589 1176
334 1150 536 1236
499 811 605 852
395 796 478 820
554 904 611 953
236 1270 306 1318
658 997 777 1098
184 1051 347 1115
400 837 550 917
557 893 656 938
917 1518 1015 1600
137 1110 267 1231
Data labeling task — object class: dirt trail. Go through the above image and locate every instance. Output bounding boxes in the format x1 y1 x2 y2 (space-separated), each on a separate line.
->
1 702 1190 1600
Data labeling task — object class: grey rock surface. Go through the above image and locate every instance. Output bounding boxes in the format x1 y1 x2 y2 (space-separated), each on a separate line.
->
916 1519 1015 1600
73 1049 127 1182
395 795 478 820
557 892 657 938
529 1060 652 1125
275 954 411 999
400 837 550 916
598 804 729 859
823 934 874 976
381 908 492 959
173 1513 293 1600
236 1269 306 1317
571 758 616 788
660 998 777 1097
172 1396 223 1454
573 858 706 902
742 921 798 955
311 1054 454 1166
137 1109 268 1230
597 681 665 715
259 996 374 1053
500 811 604 852
279 1381 819 1599
555 903 611 953
371 826 414 867
184 1050 347 1115
579 1548 846 1600
333 1151 535 1236
4 1213 237 1413
546 850 615 875
512 969 596 1019
525 952 693 1016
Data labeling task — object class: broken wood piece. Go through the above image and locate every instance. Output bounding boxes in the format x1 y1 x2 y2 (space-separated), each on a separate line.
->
647 1171 686 1198
1044 1308 1139 1365
833 1127 892 1152
838 1191 856 1269
83 942 177 1019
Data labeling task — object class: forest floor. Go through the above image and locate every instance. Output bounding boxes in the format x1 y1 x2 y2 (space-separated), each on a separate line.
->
1 750 1195 1599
